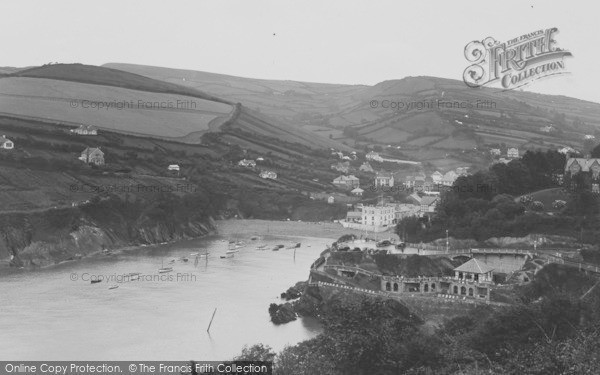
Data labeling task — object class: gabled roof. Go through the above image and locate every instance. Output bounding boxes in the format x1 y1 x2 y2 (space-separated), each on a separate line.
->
81 147 103 155
420 196 438 206
565 158 600 172
351 187 364 193
454 258 494 274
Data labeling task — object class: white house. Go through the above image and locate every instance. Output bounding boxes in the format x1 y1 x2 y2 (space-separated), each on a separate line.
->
441 171 459 186
351 187 364 196
507 148 519 158
489 148 501 157
375 172 394 187
259 170 277 179
0 135 14 150
584 135 596 140
70 125 98 135
167 164 180 171
333 175 360 189
361 205 396 227
238 159 257 168
431 171 444 184
366 151 383 162
79 147 104 165
558 147 576 155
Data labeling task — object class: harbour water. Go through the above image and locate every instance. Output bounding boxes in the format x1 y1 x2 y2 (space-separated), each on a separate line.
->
0 233 329 360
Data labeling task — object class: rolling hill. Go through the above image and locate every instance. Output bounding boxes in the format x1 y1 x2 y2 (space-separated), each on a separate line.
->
104 63 600 170
0 64 347 150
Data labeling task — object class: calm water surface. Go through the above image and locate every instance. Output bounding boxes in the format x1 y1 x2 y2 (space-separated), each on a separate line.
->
0 234 327 360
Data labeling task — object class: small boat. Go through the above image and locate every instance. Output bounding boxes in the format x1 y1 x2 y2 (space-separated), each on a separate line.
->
272 247 280 251
180 257 189 262
225 249 238 255
158 267 173 273
168 259 175 264
256 245 268 250
276 244 285 249
220 253 234 259
91 279 102 284
190 252 199 256
108 285 119 290
250 236 259 241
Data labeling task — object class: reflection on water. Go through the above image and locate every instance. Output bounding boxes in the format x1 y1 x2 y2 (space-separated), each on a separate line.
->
0 235 326 360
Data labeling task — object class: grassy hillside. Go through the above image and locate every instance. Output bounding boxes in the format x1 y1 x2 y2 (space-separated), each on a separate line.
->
105 63 600 171
0 77 233 139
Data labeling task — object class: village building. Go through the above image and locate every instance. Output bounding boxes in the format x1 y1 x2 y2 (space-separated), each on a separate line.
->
0 135 14 150
404 174 426 190
441 170 459 186
564 157 600 193
167 164 180 172
366 151 383 162
419 195 439 214
380 258 493 300
327 196 335 204
361 205 395 227
70 124 98 135
333 175 360 190
394 203 420 220
79 147 104 165
259 170 277 179
345 210 362 223
507 148 519 158
489 148 501 157
431 171 443 184
359 162 374 173
351 187 364 196
540 125 555 133
238 159 257 168
584 134 596 140
331 161 350 173
558 147 576 155
374 172 394 187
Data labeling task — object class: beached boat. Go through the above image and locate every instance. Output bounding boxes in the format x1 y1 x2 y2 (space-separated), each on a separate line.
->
108 285 119 290
91 279 102 284
256 244 268 250
158 267 173 273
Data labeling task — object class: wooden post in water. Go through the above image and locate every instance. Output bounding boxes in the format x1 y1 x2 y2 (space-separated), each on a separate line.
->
207 308 217 333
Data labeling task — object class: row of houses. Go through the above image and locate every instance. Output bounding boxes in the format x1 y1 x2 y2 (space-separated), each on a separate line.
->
342 194 440 231
490 147 519 159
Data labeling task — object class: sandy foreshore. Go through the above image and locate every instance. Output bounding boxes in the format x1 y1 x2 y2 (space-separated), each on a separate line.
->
214 219 394 240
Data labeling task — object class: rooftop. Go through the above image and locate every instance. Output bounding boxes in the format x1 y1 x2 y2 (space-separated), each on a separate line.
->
454 258 494 274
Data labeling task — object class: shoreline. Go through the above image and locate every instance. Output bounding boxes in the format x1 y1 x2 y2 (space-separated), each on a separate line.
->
0 219 373 276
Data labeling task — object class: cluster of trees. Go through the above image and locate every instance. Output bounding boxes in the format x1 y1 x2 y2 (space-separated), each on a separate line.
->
396 150 600 243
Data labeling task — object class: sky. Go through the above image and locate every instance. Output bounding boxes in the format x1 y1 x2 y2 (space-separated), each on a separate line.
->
2 0 599 103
